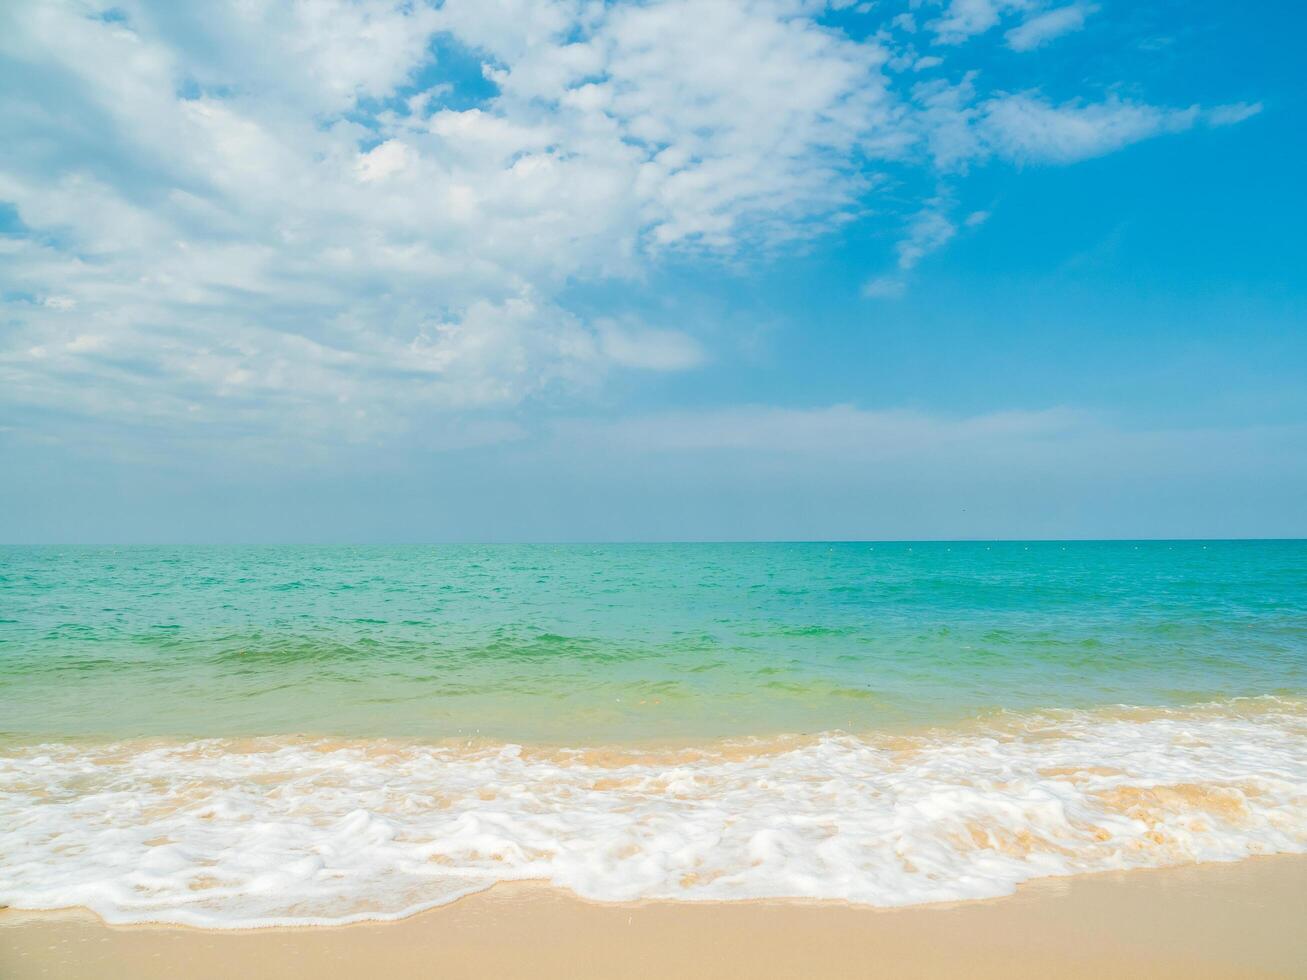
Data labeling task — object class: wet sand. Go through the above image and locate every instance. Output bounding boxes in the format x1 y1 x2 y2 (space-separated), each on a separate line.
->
2 857 1305 979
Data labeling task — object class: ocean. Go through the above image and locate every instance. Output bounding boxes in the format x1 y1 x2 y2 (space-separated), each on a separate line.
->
1 541 1305 926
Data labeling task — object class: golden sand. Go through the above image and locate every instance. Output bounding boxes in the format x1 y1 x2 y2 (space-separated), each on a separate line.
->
2 857 1304 979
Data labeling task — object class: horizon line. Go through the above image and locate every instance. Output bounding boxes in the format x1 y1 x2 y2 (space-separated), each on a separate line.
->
3 537 1305 548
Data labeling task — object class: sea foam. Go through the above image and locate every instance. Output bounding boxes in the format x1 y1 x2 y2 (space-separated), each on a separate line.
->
1 698 1304 928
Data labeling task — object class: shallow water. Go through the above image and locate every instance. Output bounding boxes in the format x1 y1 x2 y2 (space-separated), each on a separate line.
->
3 542 1305 742
1 542 1305 925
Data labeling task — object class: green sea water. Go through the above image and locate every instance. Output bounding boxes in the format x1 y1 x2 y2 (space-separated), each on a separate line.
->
3 541 1307 926
3 541 1304 745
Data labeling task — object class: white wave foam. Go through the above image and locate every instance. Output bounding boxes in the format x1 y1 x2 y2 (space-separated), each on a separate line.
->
1 700 1305 927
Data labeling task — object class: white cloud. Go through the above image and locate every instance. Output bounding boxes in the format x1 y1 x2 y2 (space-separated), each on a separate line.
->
593 0 905 249
978 94 1199 163
926 0 1095 51
0 0 1261 448
864 195 993 297
64 333 106 353
598 321 707 372
1005 3 1096 51
896 204 957 269
913 79 1262 172
1207 102 1263 127
354 140 417 182
861 275 907 299
929 0 1031 45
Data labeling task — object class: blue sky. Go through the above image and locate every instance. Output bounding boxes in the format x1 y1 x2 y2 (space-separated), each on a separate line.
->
1 0 1303 542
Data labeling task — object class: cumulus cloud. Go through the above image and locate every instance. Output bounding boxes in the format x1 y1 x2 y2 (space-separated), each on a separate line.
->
0 0 1260 447
354 140 417 182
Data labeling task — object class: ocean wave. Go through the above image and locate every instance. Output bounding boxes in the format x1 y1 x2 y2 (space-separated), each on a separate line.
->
1 697 1304 928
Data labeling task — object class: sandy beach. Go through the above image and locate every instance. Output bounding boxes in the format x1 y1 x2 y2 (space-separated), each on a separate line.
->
3 856 1305 979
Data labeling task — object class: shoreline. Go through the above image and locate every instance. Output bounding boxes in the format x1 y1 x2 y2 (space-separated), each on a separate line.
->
4 699 1305 929
4 856 1306 978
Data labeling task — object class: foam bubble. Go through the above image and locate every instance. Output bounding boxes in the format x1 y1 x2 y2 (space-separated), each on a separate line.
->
1 698 1304 927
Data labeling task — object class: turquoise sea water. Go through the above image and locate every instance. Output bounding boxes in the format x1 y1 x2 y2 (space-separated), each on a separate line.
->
2 541 1307 926
3 541 1305 743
